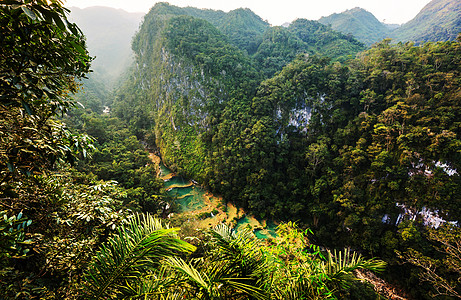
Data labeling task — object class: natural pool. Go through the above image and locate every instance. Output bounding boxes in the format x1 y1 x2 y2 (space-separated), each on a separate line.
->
168 186 208 213
158 160 276 238
235 216 277 239
160 163 209 213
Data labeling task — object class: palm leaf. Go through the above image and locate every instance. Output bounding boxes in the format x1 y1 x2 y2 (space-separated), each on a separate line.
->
211 224 270 299
166 256 214 298
166 256 270 300
122 267 182 299
84 213 196 299
163 224 270 300
325 248 386 288
211 224 265 274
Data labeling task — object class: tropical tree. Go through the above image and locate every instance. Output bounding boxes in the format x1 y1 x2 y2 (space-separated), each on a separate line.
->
0 0 92 184
400 224 461 299
84 221 386 299
264 222 386 299
83 213 196 299
165 224 269 300
0 1 95 297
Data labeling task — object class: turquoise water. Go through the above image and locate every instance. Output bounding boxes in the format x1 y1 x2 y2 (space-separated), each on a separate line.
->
160 163 207 213
235 216 252 231
159 163 172 177
164 176 190 188
159 162 276 238
167 185 207 213
258 220 278 239
235 217 277 239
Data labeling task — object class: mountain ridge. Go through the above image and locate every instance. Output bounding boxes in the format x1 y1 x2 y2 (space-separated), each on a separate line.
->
318 7 391 46
392 0 461 43
318 0 460 45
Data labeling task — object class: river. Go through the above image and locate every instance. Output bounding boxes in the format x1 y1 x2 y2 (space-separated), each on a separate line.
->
150 153 277 238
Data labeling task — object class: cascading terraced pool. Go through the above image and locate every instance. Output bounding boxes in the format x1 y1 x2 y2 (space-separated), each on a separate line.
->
160 163 208 213
157 158 277 238
235 217 277 239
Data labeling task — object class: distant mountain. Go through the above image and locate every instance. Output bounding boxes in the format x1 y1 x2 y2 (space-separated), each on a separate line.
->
318 7 391 46
393 0 461 43
69 7 144 89
145 3 270 55
139 2 363 78
319 0 461 45
254 19 365 77
384 23 400 31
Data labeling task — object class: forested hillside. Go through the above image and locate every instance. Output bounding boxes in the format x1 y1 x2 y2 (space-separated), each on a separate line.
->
318 7 392 46
2 0 461 299
319 0 461 46
114 2 364 181
113 3 461 298
0 3 384 297
393 0 461 43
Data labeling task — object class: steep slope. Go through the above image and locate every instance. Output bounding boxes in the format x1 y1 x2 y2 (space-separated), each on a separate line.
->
69 7 144 88
287 19 364 61
111 5 461 296
393 0 461 43
144 2 269 55
318 7 391 46
113 2 366 186
253 26 306 77
115 4 261 180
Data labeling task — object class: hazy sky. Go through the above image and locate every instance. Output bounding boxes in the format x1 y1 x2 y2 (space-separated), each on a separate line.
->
65 0 433 25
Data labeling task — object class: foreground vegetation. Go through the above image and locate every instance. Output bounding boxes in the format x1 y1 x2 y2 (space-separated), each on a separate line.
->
114 3 461 298
1 1 461 299
0 1 386 299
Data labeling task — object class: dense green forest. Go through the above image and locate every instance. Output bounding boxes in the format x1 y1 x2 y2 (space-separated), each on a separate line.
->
393 0 461 44
113 2 461 299
0 1 385 299
1 0 461 299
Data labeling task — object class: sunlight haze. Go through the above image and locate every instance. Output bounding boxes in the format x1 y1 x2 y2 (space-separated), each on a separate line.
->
65 0 433 25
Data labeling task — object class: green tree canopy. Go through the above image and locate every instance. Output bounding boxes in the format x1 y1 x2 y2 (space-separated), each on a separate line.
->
0 0 92 180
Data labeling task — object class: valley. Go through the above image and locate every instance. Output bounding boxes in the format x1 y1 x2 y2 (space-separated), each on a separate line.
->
1 0 461 298
150 153 278 239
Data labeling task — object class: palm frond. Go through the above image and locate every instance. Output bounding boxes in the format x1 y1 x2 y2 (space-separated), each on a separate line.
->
167 256 270 300
324 248 386 288
272 261 332 300
84 213 196 299
167 256 211 292
210 224 270 299
222 279 270 300
212 223 259 255
211 224 263 269
122 268 182 299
